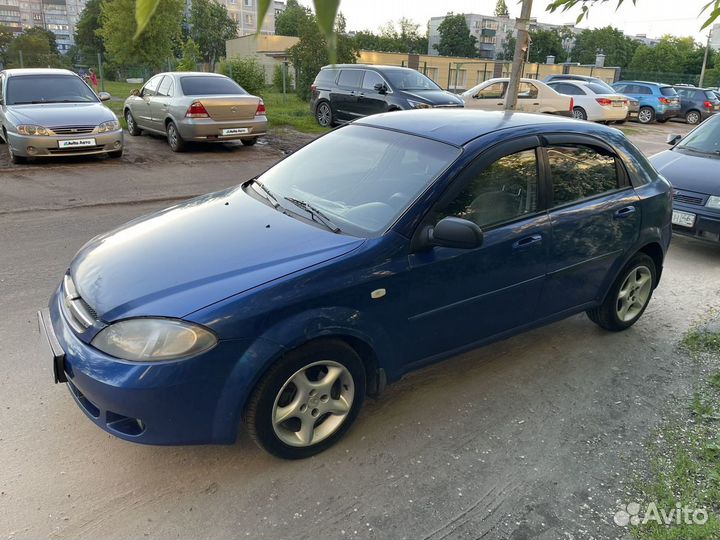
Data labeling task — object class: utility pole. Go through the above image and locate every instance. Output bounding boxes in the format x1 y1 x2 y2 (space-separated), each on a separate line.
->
505 0 533 111
699 29 711 87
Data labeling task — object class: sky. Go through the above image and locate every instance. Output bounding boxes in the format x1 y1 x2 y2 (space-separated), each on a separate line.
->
298 0 713 43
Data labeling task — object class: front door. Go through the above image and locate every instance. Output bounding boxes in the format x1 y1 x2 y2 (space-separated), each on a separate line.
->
537 135 641 317
134 75 162 129
405 138 550 362
467 81 507 111
357 70 389 117
150 75 174 129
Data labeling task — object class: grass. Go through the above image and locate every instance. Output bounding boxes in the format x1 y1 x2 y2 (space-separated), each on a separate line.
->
629 325 720 539
262 91 328 134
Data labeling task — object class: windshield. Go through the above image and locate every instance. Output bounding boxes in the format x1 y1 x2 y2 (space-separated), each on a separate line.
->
585 82 616 94
676 115 720 155
180 76 248 96
6 74 99 105
384 69 441 91
254 125 461 236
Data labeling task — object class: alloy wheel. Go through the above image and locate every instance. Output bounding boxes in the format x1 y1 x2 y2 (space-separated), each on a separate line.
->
126 112 135 132
616 265 652 322
272 360 355 447
686 111 700 125
572 108 586 120
168 124 178 150
638 108 654 124
316 103 331 127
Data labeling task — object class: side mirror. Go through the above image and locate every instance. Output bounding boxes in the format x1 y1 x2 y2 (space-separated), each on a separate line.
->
373 82 387 94
666 134 682 145
428 217 484 249
98 91 111 102
130 88 140 97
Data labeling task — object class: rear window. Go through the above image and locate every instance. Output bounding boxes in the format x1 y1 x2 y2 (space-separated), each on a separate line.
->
586 82 612 94
180 76 247 96
705 91 717 100
660 86 678 97
314 69 338 85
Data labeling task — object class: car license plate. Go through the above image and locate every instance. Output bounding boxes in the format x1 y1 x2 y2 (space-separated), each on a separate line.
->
672 210 696 227
222 128 249 136
37 308 67 383
629 112 638 117
612 102 623 107
58 138 96 149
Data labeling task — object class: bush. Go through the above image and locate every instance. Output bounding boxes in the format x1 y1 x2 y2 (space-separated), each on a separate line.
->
272 63 293 93
219 56 266 96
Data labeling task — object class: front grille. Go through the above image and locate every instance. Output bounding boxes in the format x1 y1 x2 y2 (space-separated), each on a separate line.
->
62 274 98 332
673 193 705 206
51 125 96 135
434 104 464 108
48 145 104 155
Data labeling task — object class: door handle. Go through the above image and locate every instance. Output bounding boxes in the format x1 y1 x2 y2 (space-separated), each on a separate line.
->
496 102 504 105
614 206 636 219
512 234 543 250
533 102 540 105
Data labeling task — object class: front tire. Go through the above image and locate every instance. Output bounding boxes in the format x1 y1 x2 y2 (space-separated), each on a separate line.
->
125 110 141 136
108 149 123 158
166 121 185 152
587 253 656 332
8 143 26 164
572 107 587 120
685 110 701 125
315 101 333 127
244 339 366 459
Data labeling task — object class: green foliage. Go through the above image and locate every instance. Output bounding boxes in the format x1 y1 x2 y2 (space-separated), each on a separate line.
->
528 28 567 63
6 27 68 68
288 14 358 101
628 36 715 78
262 91 327 133
497 30 515 61
272 63 293 92
176 38 200 71
434 13 477 58
0 24 15 66
494 0 509 16
683 329 720 355
100 0 183 71
274 0 311 36
74 0 104 60
188 0 236 69
134 0 161 39
353 18 428 54
219 56 266 97
570 26 639 68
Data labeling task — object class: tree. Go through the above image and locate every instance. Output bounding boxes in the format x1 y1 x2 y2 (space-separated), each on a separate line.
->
100 0 183 70
434 13 477 57
628 36 713 77
274 0 311 37
176 38 200 71
6 28 66 68
188 0 236 70
0 25 14 67
497 30 515 61
75 0 104 60
528 28 567 63
570 26 639 68
288 14 358 100
353 18 427 54
494 0 509 16
219 56 266 96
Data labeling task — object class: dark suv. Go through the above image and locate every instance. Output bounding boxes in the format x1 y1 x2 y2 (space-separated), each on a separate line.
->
672 85 720 124
310 64 464 127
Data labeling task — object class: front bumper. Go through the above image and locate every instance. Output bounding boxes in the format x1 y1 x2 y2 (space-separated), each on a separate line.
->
8 129 123 157
177 116 268 142
672 200 720 242
40 288 256 445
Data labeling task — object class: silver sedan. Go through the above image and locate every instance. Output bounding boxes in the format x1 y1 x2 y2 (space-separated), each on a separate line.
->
0 68 123 164
123 72 268 152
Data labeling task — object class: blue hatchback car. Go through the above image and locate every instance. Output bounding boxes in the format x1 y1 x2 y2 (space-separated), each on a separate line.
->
611 81 681 124
39 110 672 459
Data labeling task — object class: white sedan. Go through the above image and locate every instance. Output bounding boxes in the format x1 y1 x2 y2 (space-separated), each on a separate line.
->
546 80 629 122
462 78 572 116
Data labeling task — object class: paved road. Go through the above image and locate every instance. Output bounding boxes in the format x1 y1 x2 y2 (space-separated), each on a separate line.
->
2 122 717 540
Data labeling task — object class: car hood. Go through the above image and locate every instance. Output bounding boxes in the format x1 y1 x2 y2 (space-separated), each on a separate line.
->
403 90 464 106
7 102 116 127
649 150 720 195
70 187 365 322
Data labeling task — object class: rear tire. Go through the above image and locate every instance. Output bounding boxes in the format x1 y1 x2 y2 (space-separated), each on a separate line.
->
315 101 333 127
586 253 656 332
685 110 701 125
166 121 185 152
638 107 655 124
572 107 587 120
241 138 258 147
244 339 366 459
125 110 141 136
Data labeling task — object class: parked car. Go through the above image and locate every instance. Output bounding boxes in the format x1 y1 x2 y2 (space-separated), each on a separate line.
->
546 80 629 122
462 77 573 115
650 115 720 242
544 74 615 92
310 64 463 127
123 72 267 152
0 68 122 164
39 110 671 459
610 81 681 124
672 85 720 124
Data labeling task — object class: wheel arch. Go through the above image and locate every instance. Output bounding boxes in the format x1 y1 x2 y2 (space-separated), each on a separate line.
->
638 241 664 286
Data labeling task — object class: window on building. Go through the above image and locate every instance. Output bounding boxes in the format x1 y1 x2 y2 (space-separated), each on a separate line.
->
243 0 252 5
244 13 252 24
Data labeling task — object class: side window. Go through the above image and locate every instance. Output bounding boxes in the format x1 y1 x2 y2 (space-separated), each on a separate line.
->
613 84 626 93
362 70 386 91
157 76 174 97
437 149 539 229
0 75 4 102
638 85 652 95
518 82 539 99
337 69 363 88
476 81 507 99
142 76 162 97
547 145 620 206
559 83 583 95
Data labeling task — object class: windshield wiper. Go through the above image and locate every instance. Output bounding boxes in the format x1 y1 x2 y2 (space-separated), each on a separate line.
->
11 99 90 105
284 197 341 233
248 178 282 209
678 145 720 156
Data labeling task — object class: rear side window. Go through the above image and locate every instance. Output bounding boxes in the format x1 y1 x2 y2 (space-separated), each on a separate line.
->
660 86 678 97
556 83 584 95
180 76 247 96
157 76 174 97
337 69 363 88
314 69 338 85
547 145 619 206
636 85 652 95
518 82 539 99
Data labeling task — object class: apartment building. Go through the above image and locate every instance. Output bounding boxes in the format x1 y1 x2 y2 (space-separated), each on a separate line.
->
0 0 85 52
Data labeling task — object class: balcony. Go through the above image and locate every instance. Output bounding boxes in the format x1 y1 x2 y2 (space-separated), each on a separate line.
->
481 28 496 37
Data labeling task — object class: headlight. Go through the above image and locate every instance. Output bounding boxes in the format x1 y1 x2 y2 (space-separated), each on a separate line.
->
97 120 120 133
707 195 720 209
407 100 432 109
91 318 218 361
17 124 54 136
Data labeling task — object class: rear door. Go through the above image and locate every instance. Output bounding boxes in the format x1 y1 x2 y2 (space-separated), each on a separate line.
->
332 69 364 121
516 81 542 112
537 134 641 317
